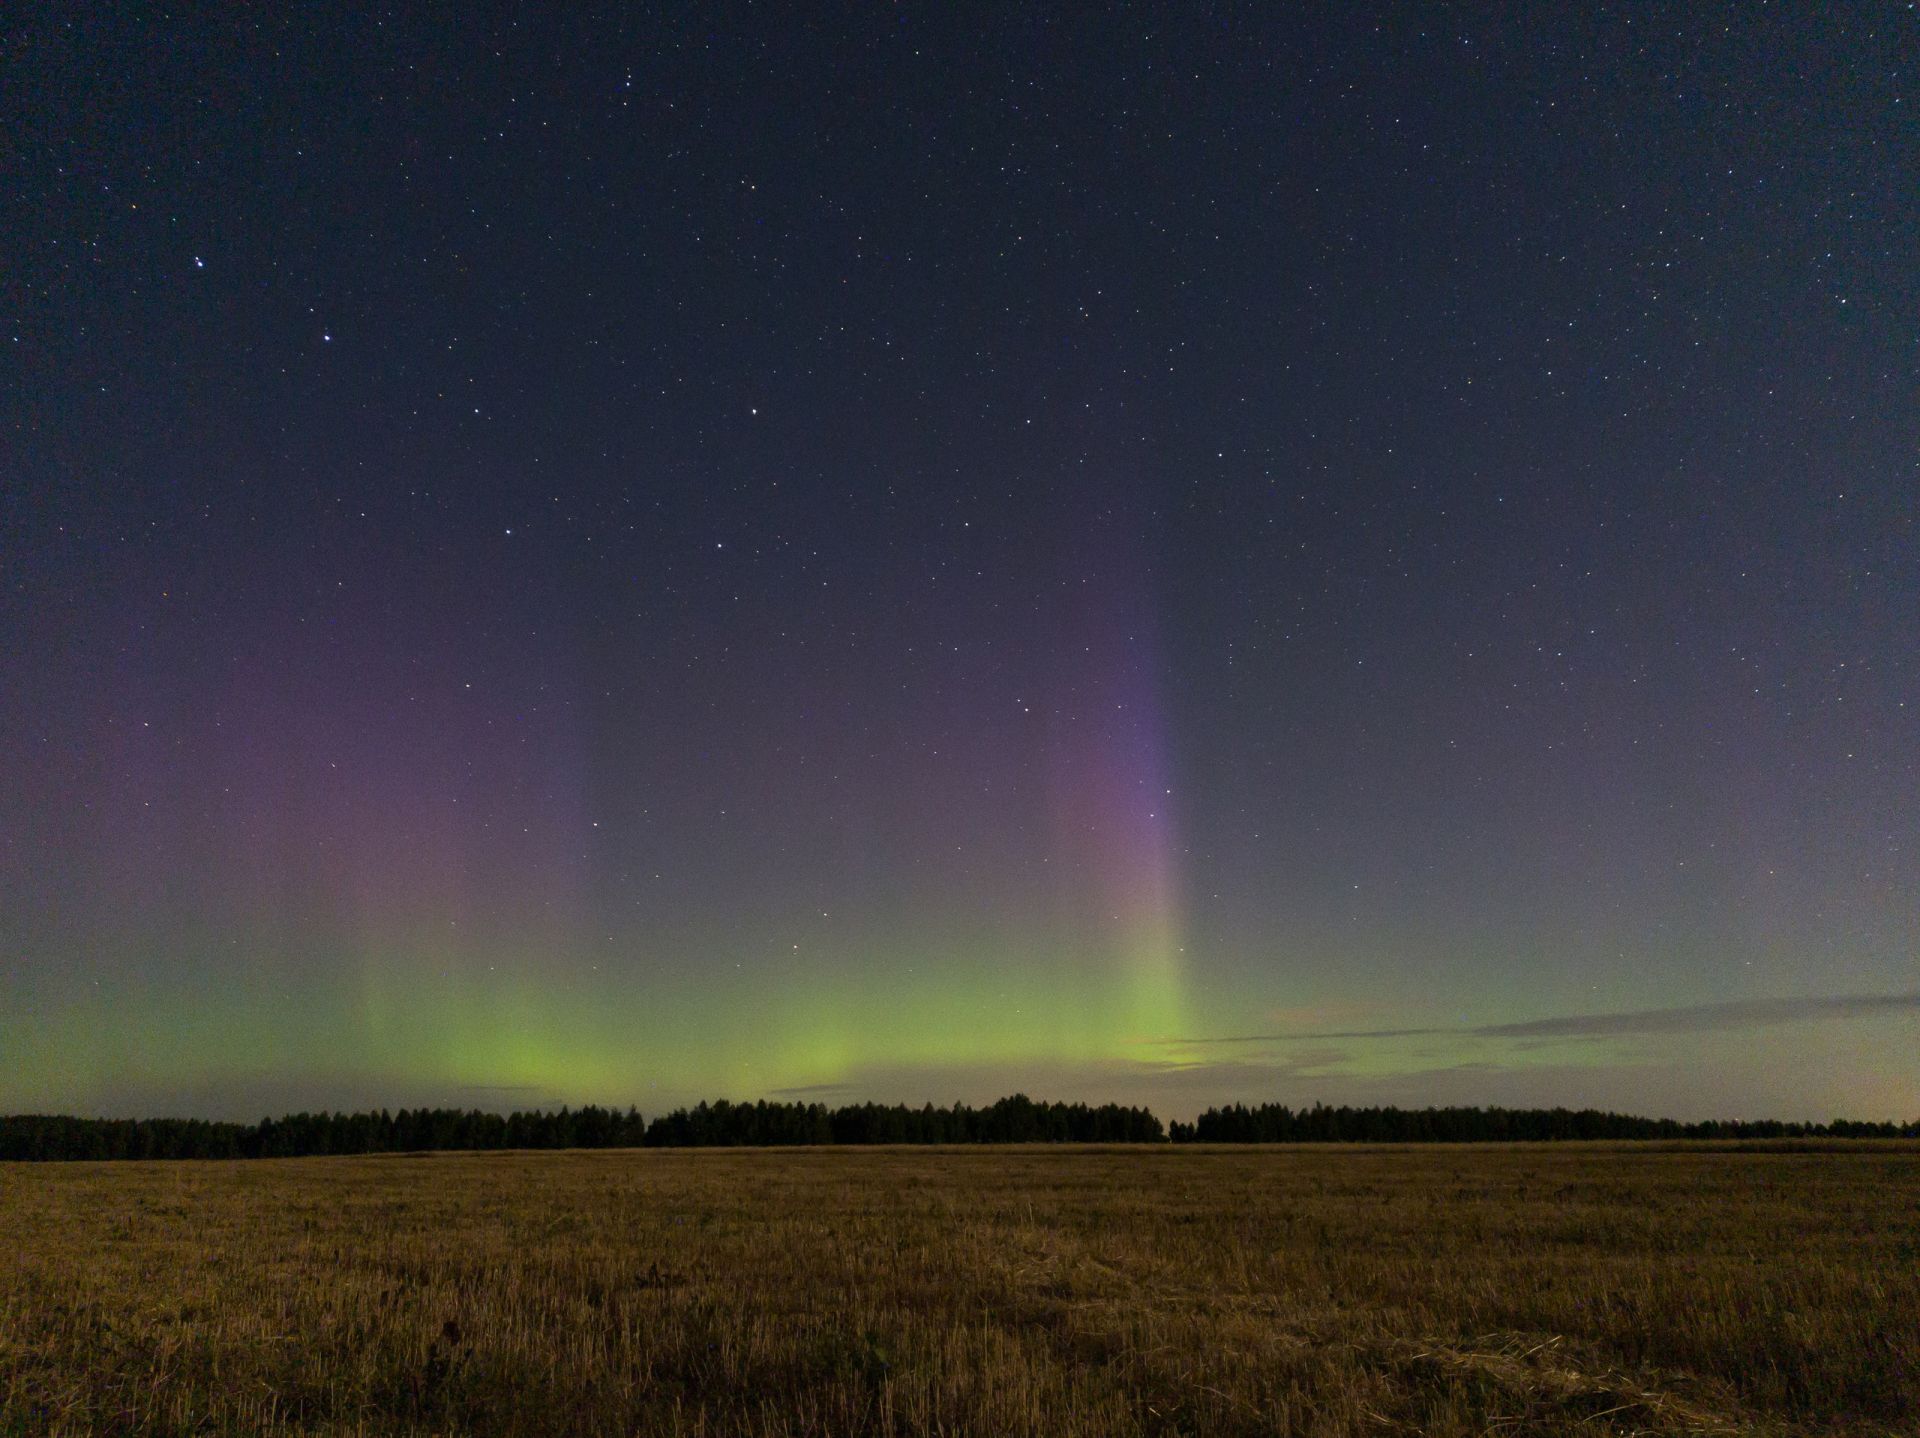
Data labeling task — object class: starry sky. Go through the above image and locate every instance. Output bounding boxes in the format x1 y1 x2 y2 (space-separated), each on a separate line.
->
4 5 1916 1123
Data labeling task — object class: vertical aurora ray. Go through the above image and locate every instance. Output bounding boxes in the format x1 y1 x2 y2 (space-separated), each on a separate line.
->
1039 525 1192 1047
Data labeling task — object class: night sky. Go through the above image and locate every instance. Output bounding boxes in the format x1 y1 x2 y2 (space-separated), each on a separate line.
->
5 6 1916 1122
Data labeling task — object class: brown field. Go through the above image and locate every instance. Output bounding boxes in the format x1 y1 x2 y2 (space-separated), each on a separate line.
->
2 1143 1916 1436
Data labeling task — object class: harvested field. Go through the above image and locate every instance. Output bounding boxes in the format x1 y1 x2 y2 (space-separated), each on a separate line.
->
2 1143 1915 1435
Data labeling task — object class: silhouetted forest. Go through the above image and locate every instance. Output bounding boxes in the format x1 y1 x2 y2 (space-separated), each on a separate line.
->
2 1098 1913 1161
1166 1102 1920 1143
0 1106 650 1162
644 1095 1165 1146
0 1095 1161 1161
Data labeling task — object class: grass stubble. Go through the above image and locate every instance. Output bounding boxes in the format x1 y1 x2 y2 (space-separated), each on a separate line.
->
1 1143 1914 1435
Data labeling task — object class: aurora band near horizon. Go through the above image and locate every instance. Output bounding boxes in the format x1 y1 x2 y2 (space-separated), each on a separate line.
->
1 557 1197 1119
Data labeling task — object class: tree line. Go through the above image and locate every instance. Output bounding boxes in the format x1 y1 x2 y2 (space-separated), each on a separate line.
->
0 1106 652 1162
0 1094 1162 1161
3 1098 1914 1161
1166 1102 1920 1143
645 1094 1166 1146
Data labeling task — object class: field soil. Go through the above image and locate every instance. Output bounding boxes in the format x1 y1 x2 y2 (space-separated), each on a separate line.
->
2 1143 1915 1435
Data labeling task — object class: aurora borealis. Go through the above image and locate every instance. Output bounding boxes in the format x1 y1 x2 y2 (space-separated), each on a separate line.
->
5 7 1916 1122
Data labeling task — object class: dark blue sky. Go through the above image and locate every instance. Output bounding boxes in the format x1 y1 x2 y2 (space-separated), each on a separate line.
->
4 4 1915 1120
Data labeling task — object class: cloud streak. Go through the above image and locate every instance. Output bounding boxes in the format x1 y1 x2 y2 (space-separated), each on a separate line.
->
1159 992 1920 1047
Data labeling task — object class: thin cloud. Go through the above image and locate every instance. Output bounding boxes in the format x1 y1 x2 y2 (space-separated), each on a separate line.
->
1482 993 1920 1038
1158 993 1920 1047
1162 1026 1449 1046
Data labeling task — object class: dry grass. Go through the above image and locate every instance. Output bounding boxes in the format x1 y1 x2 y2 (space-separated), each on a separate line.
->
2 1143 1916 1435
